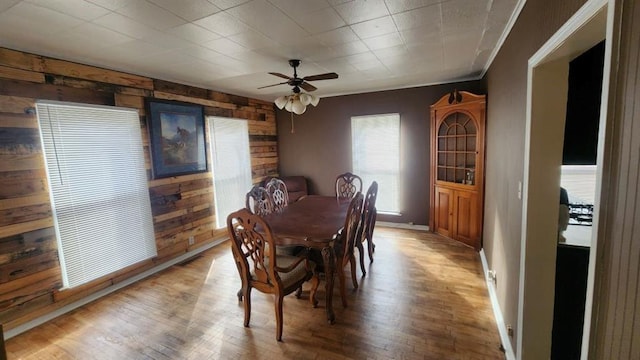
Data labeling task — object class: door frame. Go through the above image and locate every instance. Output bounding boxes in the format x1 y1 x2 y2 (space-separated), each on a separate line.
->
519 0 614 358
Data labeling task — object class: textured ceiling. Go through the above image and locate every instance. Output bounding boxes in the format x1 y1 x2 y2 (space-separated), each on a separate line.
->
0 0 524 101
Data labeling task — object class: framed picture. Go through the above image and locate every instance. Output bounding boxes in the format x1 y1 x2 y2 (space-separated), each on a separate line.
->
147 100 207 179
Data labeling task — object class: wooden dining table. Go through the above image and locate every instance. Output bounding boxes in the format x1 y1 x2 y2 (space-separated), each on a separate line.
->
262 195 351 324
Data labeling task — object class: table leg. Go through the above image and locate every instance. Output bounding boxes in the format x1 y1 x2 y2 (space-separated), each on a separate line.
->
321 245 336 324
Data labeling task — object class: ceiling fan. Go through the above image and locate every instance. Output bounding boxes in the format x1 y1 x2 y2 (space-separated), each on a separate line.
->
258 59 338 93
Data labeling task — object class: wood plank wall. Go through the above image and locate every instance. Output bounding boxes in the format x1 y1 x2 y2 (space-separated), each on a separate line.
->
0 47 278 331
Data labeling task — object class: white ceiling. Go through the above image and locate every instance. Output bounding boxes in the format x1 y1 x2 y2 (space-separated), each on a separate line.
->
0 0 523 101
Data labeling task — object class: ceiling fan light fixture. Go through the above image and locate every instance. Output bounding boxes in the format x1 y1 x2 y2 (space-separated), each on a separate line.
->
263 59 337 117
291 98 306 114
275 95 288 109
299 93 312 106
275 92 317 114
309 94 319 106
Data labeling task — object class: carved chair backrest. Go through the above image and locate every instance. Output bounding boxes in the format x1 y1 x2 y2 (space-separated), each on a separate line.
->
227 208 278 291
245 186 273 216
335 172 363 200
265 178 289 213
336 192 364 267
361 181 378 242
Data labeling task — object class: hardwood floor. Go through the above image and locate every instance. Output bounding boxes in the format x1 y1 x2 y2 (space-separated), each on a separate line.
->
5 227 505 359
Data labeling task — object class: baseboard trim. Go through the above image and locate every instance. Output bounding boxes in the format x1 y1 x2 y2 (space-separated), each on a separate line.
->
5 238 227 339
376 221 429 231
479 249 516 360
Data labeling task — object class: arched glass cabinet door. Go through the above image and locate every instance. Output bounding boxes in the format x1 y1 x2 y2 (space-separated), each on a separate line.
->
436 111 477 185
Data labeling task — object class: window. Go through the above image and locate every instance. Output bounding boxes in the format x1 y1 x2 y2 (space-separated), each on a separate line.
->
36 101 156 289
351 113 400 213
209 117 252 228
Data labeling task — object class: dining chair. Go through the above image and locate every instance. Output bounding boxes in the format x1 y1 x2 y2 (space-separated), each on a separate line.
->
265 177 289 213
245 185 273 216
335 172 363 200
357 181 378 276
310 192 364 308
227 208 317 341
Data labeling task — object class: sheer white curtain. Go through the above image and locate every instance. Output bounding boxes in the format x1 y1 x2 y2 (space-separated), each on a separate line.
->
209 117 252 228
37 101 156 289
351 113 400 213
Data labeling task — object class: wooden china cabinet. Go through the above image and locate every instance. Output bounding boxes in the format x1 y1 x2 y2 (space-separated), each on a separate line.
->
429 91 486 250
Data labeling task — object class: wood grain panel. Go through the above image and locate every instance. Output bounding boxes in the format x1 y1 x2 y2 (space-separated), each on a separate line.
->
41 58 153 89
204 106 233 118
0 218 53 239
0 128 41 155
150 193 214 217
153 79 208 99
0 169 46 181
0 194 50 211
0 265 61 303
0 66 44 83
153 207 213 234
0 203 51 227
147 172 211 188
0 227 55 258
0 249 60 284
0 112 37 129
0 293 52 327
0 95 34 114
153 216 212 241
0 49 44 72
0 154 44 173
46 75 153 97
153 91 235 110
0 78 114 106
209 90 251 106
251 156 278 167
114 93 144 112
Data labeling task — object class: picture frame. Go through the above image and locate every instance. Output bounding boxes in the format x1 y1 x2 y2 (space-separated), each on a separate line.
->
147 99 207 179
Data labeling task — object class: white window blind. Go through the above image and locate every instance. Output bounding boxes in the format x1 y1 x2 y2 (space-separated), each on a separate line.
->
209 117 252 228
37 101 157 289
351 113 400 213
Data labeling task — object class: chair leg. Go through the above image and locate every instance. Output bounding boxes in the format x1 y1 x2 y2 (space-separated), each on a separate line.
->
356 240 366 277
338 269 348 308
367 235 375 263
242 287 252 327
275 294 284 341
295 286 303 298
350 255 359 289
310 272 320 308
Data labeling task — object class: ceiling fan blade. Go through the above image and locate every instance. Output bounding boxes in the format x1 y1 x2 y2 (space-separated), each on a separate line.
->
303 72 339 82
299 82 317 92
269 72 292 80
257 81 289 89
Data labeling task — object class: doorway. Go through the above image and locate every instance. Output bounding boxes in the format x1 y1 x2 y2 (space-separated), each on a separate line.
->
519 0 612 359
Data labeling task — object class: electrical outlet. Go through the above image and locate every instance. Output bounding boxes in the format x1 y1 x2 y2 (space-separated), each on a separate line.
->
188 236 195 245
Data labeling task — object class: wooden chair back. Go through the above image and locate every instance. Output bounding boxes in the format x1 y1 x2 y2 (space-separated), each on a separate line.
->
227 208 314 341
337 192 364 265
265 178 289 213
335 172 363 200
245 186 273 216
357 181 378 275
